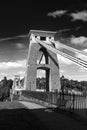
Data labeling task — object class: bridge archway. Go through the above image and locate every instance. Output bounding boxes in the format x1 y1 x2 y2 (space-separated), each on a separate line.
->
36 68 50 92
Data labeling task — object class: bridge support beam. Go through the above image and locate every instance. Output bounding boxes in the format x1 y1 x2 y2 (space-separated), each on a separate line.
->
24 31 61 92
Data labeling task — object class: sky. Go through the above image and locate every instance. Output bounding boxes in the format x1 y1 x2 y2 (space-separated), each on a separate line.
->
0 1 87 81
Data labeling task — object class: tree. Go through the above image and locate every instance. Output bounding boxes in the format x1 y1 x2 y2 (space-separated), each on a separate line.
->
0 77 13 101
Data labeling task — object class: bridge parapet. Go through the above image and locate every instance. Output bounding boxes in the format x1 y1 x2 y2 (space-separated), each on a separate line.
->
29 30 56 45
29 30 56 38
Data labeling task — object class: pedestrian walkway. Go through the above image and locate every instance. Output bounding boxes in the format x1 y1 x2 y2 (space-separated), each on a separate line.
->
19 101 46 109
19 101 87 130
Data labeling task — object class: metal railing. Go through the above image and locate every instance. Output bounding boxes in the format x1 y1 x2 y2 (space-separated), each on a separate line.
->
22 91 87 117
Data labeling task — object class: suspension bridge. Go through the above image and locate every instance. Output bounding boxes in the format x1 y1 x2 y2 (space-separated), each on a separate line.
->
12 30 87 92
1 30 87 129
11 30 87 110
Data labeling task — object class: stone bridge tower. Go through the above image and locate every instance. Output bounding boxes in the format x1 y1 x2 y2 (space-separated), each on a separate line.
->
24 30 61 92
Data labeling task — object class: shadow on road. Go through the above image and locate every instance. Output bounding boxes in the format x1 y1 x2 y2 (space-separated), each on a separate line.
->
0 103 87 130
0 108 48 130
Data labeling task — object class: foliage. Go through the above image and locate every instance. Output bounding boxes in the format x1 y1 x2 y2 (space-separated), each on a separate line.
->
0 77 13 101
36 77 46 90
60 75 85 94
36 75 86 94
0 75 87 101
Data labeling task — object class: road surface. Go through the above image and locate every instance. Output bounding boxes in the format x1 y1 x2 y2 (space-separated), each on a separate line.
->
19 100 87 130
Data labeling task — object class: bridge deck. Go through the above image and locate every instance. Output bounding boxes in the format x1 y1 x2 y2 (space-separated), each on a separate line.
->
0 100 87 129
19 100 87 130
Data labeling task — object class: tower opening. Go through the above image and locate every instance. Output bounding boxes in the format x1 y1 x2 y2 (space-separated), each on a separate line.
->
36 69 46 91
36 68 50 92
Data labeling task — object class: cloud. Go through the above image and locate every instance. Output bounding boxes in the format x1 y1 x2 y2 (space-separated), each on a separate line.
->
16 43 25 49
0 35 27 42
0 59 26 69
47 10 67 18
17 71 25 79
83 49 87 52
70 36 87 49
60 69 64 73
70 10 87 21
17 71 25 75
79 66 87 72
1 73 7 76
70 36 87 45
